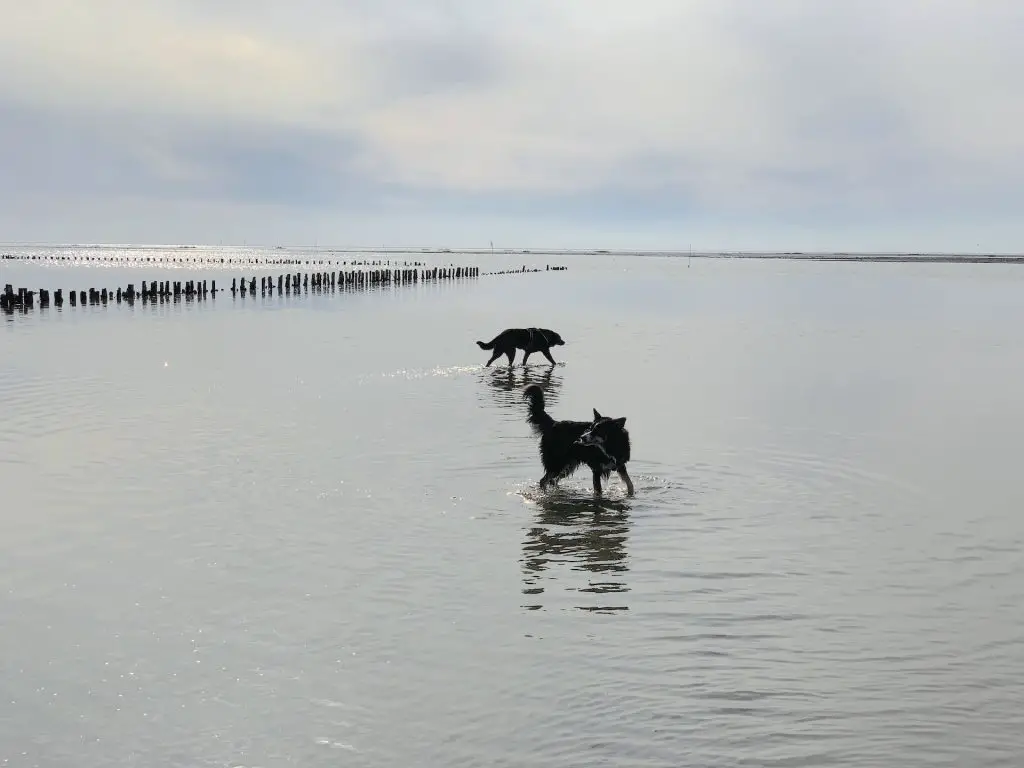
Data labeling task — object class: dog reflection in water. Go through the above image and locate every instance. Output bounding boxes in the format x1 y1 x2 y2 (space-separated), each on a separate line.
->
479 363 564 419
490 365 555 391
520 492 632 612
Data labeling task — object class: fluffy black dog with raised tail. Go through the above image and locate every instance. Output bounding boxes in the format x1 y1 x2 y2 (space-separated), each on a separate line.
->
523 383 634 497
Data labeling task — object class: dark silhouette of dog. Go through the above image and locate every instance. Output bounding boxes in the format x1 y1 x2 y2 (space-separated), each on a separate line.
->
476 327 565 367
523 384 634 497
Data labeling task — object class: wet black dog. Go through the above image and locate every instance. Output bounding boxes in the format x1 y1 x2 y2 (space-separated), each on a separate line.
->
523 384 634 496
476 327 565 367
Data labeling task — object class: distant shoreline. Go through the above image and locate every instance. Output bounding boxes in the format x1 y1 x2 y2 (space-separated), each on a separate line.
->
1 245 1022 264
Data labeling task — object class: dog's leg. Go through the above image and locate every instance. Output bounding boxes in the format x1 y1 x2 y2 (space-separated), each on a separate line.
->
539 473 552 490
505 349 516 367
484 349 502 367
617 467 635 497
541 348 557 365
592 469 603 496
521 350 532 367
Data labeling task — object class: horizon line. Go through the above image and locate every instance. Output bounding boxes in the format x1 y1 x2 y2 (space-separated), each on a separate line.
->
1 242 1022 258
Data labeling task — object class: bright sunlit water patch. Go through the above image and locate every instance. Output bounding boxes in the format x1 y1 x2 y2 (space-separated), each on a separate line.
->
360 364 483 382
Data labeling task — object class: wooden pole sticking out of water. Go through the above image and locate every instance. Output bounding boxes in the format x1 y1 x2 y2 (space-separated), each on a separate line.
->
1 264 560 315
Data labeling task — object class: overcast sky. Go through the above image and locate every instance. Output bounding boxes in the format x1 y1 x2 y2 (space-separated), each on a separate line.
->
1 0 1021 251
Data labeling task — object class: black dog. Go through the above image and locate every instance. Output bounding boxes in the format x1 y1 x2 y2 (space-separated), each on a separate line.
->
476 327 565 367
523 384 634 497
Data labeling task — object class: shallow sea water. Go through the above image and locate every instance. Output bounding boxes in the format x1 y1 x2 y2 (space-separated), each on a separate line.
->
2 247 1023 766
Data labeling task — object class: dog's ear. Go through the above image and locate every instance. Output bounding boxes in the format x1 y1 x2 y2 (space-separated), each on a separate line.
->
612 417 627 429
593 408 603 421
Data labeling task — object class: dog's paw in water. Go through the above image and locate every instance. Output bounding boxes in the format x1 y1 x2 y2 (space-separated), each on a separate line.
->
517 484 634 515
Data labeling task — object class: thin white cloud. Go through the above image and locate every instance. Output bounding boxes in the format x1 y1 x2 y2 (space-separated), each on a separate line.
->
0 1 352 126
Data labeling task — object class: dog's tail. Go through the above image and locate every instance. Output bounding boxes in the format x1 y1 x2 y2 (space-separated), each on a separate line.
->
476 339 494 350
523 384 554 434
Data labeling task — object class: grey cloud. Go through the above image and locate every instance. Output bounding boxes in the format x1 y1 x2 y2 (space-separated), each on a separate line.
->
1 101 384 207
367 37 508 100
